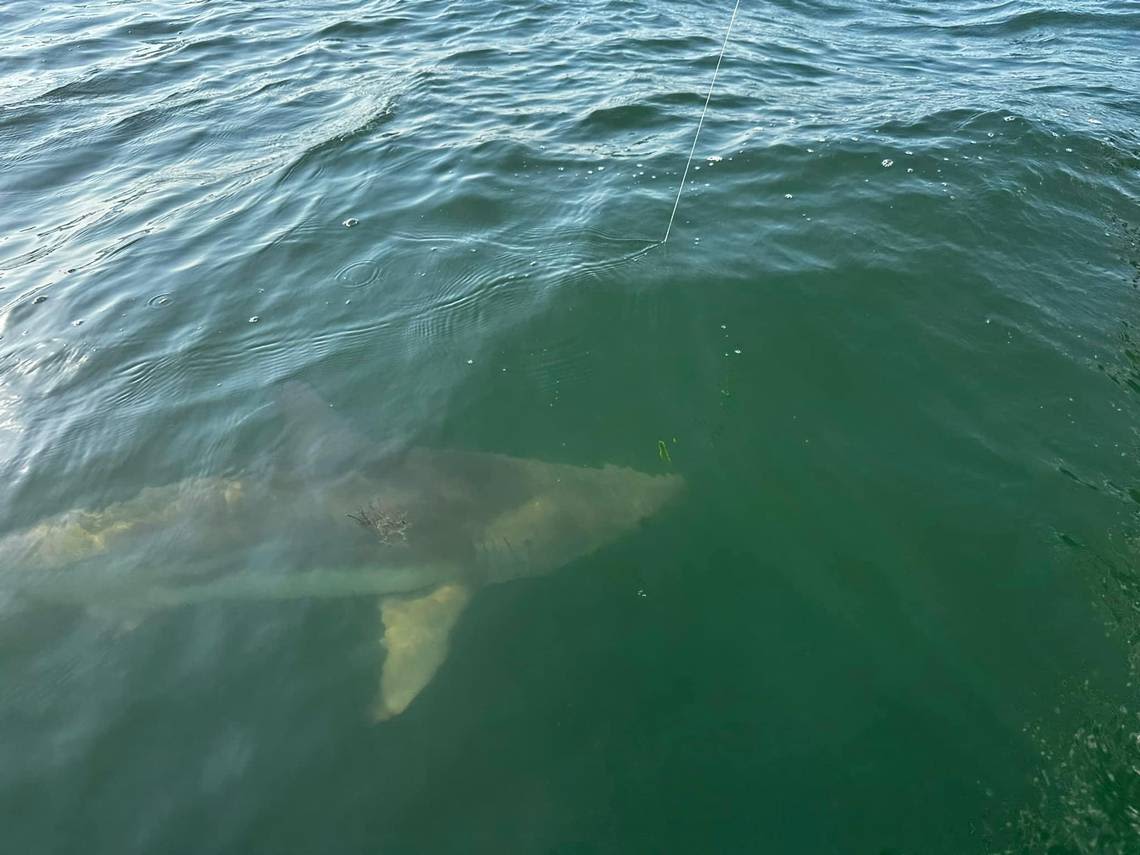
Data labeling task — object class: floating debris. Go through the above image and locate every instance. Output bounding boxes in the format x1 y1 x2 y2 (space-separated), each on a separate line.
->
348 502 410 546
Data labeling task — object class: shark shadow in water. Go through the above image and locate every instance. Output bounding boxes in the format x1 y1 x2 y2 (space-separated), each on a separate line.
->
0 383 684 720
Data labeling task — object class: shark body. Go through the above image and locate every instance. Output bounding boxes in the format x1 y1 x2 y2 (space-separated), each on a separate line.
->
0 384 683 719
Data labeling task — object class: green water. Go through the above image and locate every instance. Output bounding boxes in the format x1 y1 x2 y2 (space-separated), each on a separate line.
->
2 1 1139 852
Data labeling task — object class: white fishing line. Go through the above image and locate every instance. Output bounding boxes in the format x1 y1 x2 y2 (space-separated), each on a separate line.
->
662 0 742 244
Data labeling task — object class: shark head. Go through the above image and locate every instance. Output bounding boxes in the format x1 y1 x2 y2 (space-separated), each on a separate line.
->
0 383 685 720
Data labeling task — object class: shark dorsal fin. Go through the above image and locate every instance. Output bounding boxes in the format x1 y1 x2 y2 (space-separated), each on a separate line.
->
275 381 384 480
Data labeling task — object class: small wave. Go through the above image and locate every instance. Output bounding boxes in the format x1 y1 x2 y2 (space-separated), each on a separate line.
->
938 7 1140 37
316 17 412 41
578 103 669 133
275 99 398 186
444 47 505 64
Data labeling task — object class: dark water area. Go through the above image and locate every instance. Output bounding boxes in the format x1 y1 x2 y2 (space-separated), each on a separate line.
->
2 1 1139 852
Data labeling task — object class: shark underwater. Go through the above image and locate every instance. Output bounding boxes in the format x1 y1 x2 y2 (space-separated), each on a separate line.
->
0 383 684 720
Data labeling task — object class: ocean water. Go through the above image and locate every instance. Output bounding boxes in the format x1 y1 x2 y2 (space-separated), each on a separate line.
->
2 0 1139 852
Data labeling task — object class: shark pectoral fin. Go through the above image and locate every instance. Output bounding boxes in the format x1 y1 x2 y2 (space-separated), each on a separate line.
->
374 582 471 722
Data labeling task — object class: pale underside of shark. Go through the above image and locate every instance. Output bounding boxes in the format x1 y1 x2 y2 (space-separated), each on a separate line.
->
0 384 683 720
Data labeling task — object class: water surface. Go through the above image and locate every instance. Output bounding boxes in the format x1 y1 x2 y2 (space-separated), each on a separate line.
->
2 1 1139 852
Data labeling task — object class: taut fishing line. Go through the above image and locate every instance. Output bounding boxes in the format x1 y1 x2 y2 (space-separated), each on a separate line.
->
661 0 742 245
601 0 741 263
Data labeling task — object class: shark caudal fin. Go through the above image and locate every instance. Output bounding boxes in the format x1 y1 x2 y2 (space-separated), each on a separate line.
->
373 583 471 721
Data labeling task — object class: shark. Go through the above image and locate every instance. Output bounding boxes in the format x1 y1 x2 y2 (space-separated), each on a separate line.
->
0 383 684 720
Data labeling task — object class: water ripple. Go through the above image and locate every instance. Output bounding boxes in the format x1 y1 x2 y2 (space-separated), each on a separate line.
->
1 2 1139 848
